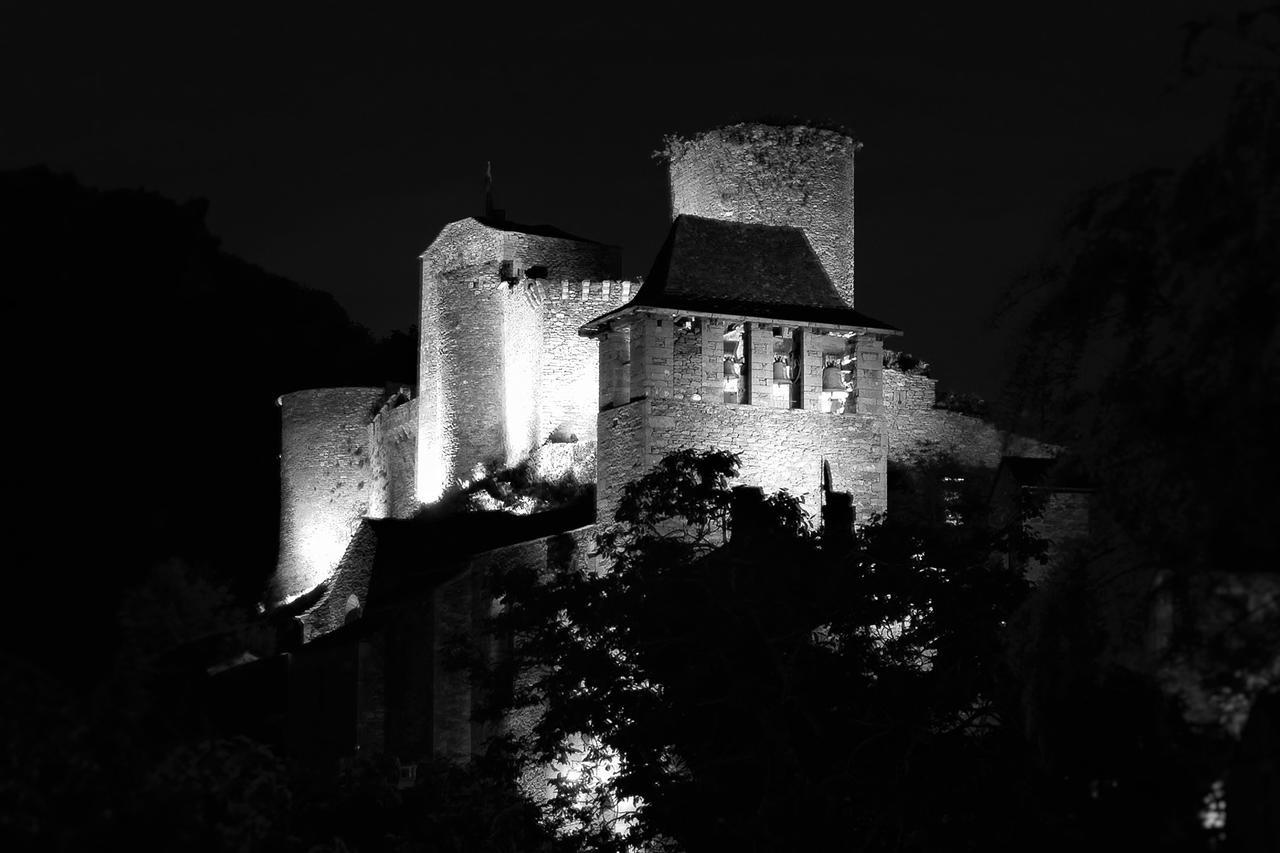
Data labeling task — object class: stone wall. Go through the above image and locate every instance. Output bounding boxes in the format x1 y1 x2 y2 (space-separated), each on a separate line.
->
286 632 360 768
881 367 936 413
647 398 887 521
597 314 891 524
596 399 648 525
536 279 634 446
598 326 631 410
664 123 860 307
881 367 1051 467
431 527 596 763
596 397 887 527
274 387 385 604
431 560 484 762
368 396 419 520
672 322 704 400
356 636 386 755
418 218 629 500
430 265 508 492
500 230 620 283
503 283 544 467
298 519 380 641
418 219 504 502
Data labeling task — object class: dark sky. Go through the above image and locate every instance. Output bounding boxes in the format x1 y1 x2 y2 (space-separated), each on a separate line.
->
3 3 1245 397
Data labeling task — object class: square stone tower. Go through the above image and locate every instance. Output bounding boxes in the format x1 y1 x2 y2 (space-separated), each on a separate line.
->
581 215 897 526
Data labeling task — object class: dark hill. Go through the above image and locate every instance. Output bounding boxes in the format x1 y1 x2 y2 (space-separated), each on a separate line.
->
0 166 412 679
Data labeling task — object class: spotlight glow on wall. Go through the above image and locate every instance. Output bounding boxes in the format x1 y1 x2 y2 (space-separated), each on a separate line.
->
504 360 538 467
417 377 449 505
547 733 640 839
299 525 349 584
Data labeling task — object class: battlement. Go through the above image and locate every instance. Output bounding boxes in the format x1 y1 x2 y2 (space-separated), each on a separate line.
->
532 278 641 304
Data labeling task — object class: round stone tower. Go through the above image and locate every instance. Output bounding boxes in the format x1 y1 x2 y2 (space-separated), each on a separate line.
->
273 386 386 604
663 122 860 307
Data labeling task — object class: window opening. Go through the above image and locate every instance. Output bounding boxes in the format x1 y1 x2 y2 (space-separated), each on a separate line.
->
771 326 800 409
811 330 852 413
723 325 745 404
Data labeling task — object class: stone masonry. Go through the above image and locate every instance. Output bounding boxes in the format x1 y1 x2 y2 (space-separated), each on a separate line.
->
596 312 890 526
416 216 634 504
664 123 860 307
274 387 386 603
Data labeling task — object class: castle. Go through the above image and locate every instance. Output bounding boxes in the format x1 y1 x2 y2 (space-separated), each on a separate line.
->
260 122 1061 764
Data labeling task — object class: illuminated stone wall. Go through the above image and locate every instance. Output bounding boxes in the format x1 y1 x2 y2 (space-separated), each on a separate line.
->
418 218 625 501
417 219 503 502
298 519 380 641
503 284 544 467
597 314 889 525
881 368 936 415
537 279 633 445
665 123 859 307
672 399 881 518
368 396 419 520
672 322 704 400
274 387 386 603
596 398 648 525
499 230 620 283
597 395 887 525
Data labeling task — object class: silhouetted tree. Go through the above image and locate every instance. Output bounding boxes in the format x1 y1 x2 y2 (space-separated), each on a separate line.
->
995 7 1279 579
992 12 1280 847
476 449 1228 851
486 451 1021 850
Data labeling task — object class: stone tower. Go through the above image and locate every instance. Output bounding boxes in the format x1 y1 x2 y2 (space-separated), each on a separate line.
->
273 387 386 602
582 214 897 527
663 123 860 308
416 216 623 503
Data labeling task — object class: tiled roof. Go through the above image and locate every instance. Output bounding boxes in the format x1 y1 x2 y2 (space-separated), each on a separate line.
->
582 215 897 333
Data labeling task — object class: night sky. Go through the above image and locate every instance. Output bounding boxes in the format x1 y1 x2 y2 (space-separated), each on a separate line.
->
4 2 1245 397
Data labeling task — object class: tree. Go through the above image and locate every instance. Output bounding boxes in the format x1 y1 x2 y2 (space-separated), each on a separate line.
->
995 6 1279 579
991 12 1280 845
484 449 1054 852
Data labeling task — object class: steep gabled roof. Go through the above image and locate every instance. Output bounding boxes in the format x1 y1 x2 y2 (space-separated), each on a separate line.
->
581 215 896 333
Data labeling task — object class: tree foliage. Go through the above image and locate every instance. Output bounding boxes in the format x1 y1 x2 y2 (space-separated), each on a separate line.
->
485 450 1061 851
995 9 1280 578
993 21 1280 838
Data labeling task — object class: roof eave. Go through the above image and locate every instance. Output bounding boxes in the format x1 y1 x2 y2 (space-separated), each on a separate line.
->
580 302 898 338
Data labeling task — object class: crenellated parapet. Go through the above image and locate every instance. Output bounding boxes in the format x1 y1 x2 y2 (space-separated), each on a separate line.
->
532 279 638 448
532 278 635 304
